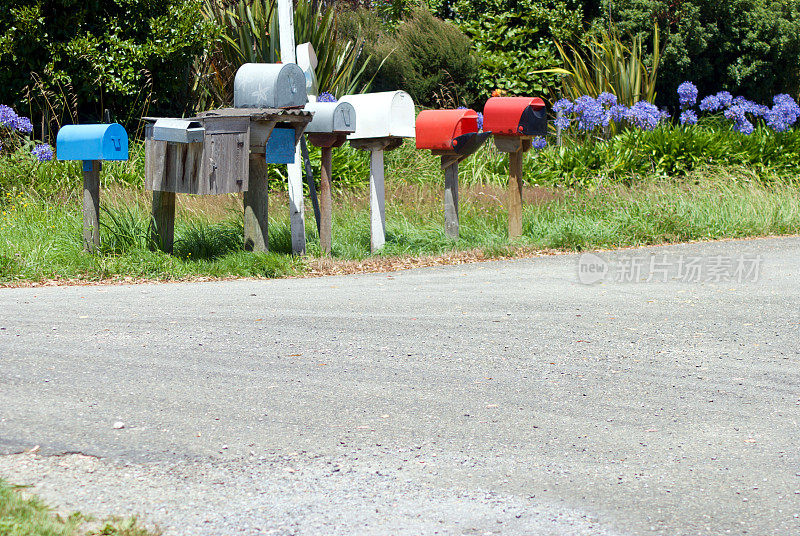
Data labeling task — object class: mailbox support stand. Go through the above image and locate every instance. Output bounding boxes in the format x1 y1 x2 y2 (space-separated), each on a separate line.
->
351 138 399 253
369 148 386 252
319 147 334 255
495 136 531 238
82 160 101 253
440 155 460 239
508 148 524 238
151 191 176 253
244 154 269 252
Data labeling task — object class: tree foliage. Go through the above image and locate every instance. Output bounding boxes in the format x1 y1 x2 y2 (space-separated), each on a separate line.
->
609 0 800 105
0 0 215 130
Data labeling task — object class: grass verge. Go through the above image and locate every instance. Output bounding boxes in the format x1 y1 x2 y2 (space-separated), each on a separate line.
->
1 167 798 285
0 477 157 536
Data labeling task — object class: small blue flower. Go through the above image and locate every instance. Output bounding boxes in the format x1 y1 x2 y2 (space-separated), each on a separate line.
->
317 92 336 103
476 112 484 131
715 91 733 108
573 95 604 131
597 92 617 108
609 104 628 122
531 136 547 150
677 81 698 109
626 101 662 130
31 143 54 162
553 98 573 115
679 110 698 125
554 114 571 131
699 95 722 112
0 104 17 128
13 116 33 134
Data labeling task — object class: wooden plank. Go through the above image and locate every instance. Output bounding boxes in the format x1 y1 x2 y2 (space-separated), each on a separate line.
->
244 154 269 253
82 160 101 253
508 148 524 238
369 149 386 252
204 131 249 195
166 142 186 194
151 190 176 253
319 146 333 255
144 139 168 191
442 157 459 240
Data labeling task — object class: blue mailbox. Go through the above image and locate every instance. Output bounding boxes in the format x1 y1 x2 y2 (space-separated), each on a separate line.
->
56 123 129 165
55 123 129 253
264 127 296 164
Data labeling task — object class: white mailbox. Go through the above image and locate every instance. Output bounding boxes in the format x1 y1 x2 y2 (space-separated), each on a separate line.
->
234 63 308 109
339 91 415 140
303 101 356 135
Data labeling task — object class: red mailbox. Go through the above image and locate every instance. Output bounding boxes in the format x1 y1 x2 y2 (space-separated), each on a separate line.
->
483 97 547 136
416 109 489 156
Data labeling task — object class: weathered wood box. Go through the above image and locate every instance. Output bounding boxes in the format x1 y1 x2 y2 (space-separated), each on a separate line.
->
144 109 311 196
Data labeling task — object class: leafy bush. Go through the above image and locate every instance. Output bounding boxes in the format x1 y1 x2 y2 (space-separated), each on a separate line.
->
338 6 480 107
610 0 800 107
0 0 216 132
194 0 370 109
448 0 584 98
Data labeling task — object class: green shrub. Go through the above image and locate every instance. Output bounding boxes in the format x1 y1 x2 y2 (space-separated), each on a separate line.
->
0 0 216 132
339 6 480 107
610 0 800 107
449 0 584 98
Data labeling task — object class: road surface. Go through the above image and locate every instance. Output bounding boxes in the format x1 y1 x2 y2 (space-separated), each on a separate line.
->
1 237 799 535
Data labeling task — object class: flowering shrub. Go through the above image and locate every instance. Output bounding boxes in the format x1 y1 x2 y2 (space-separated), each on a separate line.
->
0 104 53 162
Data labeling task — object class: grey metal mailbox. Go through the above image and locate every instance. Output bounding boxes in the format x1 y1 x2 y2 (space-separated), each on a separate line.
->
152 118 205 144
303 101 356 135
233 63 308 109
302 100 358 256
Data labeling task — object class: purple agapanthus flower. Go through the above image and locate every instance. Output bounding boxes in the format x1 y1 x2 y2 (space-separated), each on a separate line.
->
476 111 484 131
554 114 571 131
679 109 698 125
552 98 573 115
0 105 17 128
31 143 54 162
597 92 617 108
317 92 336 103
13 116 33 133
609 104 628 122
677 82 698 109
725 104 755 135
573 95 604 131
626 101 662 130
531 136 547 150
699 95 722 112
765 94 800 132
716 91 733 108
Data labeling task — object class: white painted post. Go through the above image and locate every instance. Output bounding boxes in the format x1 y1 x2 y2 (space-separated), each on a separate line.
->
278 0 306 255
369 149 386 252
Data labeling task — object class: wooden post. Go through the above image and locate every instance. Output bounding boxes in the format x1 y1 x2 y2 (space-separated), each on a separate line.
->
369 148 386 252
508 148 524 238
151 190 176 253
442 156 459 239
319 146 333 255
277 0 305 255
244 154 269 253
82 160 101 253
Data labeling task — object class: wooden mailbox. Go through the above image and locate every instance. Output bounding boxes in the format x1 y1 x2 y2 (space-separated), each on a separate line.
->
56 123 129 253
415 109 491 239
338 91 415 252
144 108 312 254
483 97 548 238
303 100 357 255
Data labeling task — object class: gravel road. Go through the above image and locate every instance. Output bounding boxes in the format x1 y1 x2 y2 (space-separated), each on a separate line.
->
1 237 799 535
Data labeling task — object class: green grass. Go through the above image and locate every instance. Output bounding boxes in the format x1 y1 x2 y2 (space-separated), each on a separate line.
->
0 478 157 536
1 165 799 284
